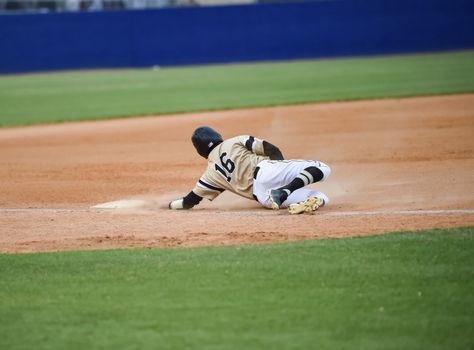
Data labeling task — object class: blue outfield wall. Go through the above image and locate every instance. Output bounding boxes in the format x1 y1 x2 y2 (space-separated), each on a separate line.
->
0 0 474 73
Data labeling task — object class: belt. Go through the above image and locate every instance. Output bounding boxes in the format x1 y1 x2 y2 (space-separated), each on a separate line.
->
253 166 260 180
252 166 260 202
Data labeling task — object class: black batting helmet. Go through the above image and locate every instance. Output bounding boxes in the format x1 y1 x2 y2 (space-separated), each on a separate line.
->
191 126 223 158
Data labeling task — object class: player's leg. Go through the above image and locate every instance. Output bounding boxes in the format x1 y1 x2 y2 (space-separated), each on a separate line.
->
252 160 330 209
257 188 329 210
285 189 329 208
268 161 330 209
285 189 329 214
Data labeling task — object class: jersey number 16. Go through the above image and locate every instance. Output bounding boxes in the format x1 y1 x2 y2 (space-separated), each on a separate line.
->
215 152 235 182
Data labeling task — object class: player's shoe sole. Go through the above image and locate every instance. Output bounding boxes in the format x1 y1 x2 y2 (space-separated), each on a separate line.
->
269 189 285 210
288 196 324 215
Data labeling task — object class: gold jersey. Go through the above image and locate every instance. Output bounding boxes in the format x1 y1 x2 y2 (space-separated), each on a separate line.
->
192 135 268 201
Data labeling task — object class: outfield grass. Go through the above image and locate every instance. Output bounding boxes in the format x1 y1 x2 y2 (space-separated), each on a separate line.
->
1 50 474 126
0 227 472 350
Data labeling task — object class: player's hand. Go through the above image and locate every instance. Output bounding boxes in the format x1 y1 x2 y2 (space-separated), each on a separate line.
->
169 198 185 210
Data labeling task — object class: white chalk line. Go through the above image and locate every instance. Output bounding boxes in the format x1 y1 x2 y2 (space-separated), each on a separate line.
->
220 209 474 217
0 208 89 213
321 209 474 217
0 208 473 216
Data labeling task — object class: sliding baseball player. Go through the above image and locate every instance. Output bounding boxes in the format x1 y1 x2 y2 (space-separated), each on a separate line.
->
169 126 330 214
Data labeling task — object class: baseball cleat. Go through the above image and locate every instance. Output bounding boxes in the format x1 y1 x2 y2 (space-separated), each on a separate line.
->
288 196 325 215
268 189 288 210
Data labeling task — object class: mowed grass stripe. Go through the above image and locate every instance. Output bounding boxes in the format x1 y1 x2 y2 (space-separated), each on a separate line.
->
0 227 472 350
1 50 474 126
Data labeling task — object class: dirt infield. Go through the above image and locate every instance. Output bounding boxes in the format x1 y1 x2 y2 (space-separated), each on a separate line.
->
1 94 473 253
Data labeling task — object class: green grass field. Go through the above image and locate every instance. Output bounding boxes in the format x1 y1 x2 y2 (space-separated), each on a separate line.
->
0 227 472 350
1 50 474 126
2 52 473 349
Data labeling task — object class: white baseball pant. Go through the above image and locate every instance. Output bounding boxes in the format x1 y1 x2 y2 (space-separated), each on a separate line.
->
252 159 330 209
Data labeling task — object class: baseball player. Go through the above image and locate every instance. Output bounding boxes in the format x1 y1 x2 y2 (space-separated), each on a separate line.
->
169 126 331 214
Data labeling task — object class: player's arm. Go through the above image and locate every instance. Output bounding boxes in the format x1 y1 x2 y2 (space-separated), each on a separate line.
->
240 135 284 160
169 191 203 210
262 141 284 160
169 175 224 210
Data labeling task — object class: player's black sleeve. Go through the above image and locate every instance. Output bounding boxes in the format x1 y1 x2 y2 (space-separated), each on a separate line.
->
182 191 203 209
263 141 284 160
